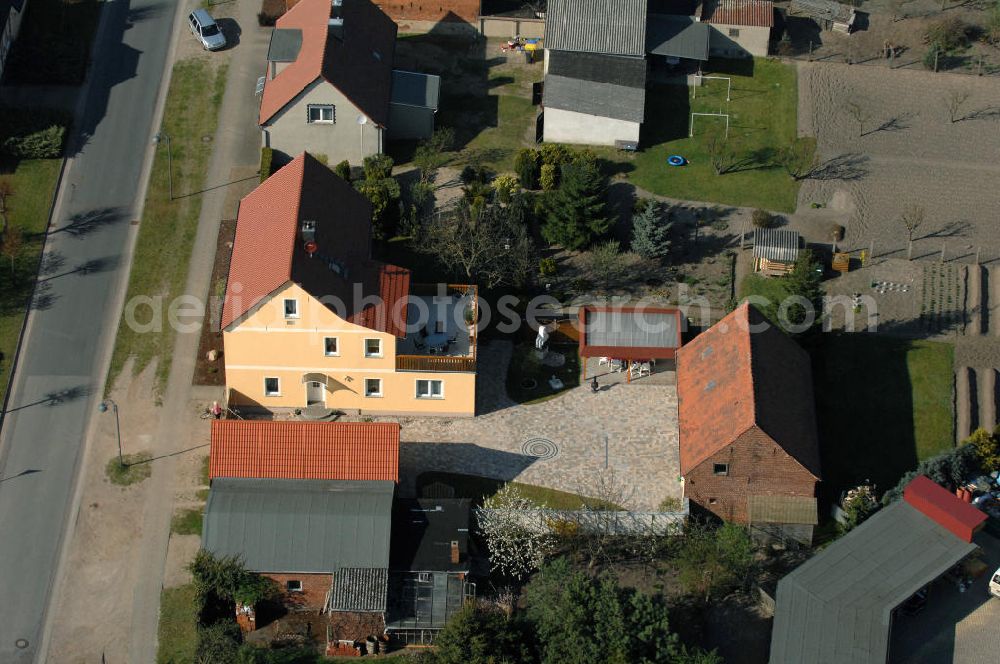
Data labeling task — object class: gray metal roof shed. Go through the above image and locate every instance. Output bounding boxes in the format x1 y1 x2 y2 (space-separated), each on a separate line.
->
646 15 711 61
390 69 441 110
753 228 801 263
769 500 978 664
545 0 649 57
202 478 394 573
544 75 647 124
327 567 389 612
267 28 303 63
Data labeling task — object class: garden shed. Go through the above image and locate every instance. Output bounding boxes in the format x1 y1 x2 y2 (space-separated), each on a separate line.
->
752 228 801 275
788 0 856 34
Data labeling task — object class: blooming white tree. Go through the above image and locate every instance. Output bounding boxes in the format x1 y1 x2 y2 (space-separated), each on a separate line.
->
477 484 554 579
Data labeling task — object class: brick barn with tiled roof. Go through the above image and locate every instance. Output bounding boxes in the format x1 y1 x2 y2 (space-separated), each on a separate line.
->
676 302 820 543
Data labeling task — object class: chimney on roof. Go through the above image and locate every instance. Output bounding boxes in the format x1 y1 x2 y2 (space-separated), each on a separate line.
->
300 220 316 243
450 540 460 565
329 0 344 40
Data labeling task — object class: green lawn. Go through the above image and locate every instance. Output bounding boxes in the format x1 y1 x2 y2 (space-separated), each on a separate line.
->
809 334 954 500
107 58 228 398
106 452 153 486
0 159 63 404
627 58 803 212
170 507 204 536
506 342 581 404
438 94 536 172
157 584 198 664
417 471 621 510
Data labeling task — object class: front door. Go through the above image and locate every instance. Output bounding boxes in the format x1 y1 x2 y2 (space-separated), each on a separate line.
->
306 381 325 406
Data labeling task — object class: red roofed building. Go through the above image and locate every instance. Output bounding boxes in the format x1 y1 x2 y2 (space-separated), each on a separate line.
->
260 0 441 165
701 0 774 58
209 420 400 482
677 302 820 542
222 153 477 418
903 474 987 543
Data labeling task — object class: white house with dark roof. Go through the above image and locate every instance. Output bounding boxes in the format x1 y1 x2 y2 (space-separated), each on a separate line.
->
541 0 774 147
542 0 649 147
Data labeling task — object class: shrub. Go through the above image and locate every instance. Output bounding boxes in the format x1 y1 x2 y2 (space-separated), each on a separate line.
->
838 484 879 534
751 208 775 228
923 44 943 70
259 147 273 182
0 107 70 159
257 0 286 26
333 159 351 182
541 162 609 249
538 257 557 277
540 143 572 169
514 148 540 189
968 427 1000 473
539 163 557 191
362 153 394 181
924 16 971 51
491 173 520 205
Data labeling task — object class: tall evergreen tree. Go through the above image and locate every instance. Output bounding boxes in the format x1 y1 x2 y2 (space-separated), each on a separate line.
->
630 200 671 259
541 162 609 250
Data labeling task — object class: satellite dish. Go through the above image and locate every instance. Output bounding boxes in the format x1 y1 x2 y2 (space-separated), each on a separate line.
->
356 115 368 125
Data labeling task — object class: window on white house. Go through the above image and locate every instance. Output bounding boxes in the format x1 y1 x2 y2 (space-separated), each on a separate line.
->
286 580 303 592
728 28 740 37
364 338 382 357
264 377 280 396
307 104 335 123
364 378 382 397
713 463 729 476
283 299 298 318
416 379 444 399
324 337 339 356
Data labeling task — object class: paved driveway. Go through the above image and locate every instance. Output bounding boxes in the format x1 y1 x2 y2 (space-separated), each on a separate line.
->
890 533 1000 663
387 342 683 510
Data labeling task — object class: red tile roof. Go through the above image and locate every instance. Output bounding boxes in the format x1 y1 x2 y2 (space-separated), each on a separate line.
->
259 0 397 126
676 302 820 476
904 475 987 543
209 420 400 481
702 0 775 27
220 153 411 335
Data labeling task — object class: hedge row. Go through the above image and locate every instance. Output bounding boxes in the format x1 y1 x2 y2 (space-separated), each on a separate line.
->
0 107 71 159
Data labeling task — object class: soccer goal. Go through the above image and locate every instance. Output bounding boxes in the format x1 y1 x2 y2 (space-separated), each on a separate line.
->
691 74 732 102
689 112 730 138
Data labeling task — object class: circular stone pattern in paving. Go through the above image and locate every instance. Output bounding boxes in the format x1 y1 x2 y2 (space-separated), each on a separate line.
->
521 437 559 460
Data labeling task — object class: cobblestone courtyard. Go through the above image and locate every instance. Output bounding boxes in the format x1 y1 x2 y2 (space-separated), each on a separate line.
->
363 342 683 511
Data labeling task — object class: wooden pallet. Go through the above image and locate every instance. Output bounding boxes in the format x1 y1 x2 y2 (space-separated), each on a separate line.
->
832 252 850 274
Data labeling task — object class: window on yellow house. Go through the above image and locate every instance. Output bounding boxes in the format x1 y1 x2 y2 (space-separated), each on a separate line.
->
364 338 382 357
283 299 298 318
264 377 280 396
416 379 443 399
364 378 382 397
324 337 339 356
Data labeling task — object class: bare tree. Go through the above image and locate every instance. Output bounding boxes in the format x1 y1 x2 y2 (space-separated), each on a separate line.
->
899 205 925 260
1 223 23 278
705 131 742 175
0 177 12 232
777 138 819 180
943 88 971 123
846 99 874 137
420 195 536 289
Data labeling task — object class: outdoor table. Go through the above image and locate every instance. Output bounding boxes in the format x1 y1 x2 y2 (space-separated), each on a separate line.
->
425 332 448 350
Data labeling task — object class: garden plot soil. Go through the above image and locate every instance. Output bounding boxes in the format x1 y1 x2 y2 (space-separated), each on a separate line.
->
780 0 1000 75
193 218 236 385
797 62 1000 262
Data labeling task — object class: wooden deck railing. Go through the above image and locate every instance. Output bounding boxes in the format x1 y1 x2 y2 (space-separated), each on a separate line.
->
396 354 477 373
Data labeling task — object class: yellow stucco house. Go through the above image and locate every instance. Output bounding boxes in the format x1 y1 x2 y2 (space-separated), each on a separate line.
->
221 152 476 417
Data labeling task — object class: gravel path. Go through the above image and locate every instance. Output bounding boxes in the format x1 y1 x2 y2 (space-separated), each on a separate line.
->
796 62 1000 261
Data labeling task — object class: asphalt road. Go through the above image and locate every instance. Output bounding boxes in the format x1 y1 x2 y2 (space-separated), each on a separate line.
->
0 1 178 661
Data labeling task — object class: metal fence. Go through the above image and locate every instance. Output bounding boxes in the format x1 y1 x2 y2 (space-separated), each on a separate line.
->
776 48 1000 78
475 500 690 536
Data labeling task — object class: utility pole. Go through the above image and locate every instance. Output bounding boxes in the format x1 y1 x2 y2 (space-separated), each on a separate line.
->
99 399 124 467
